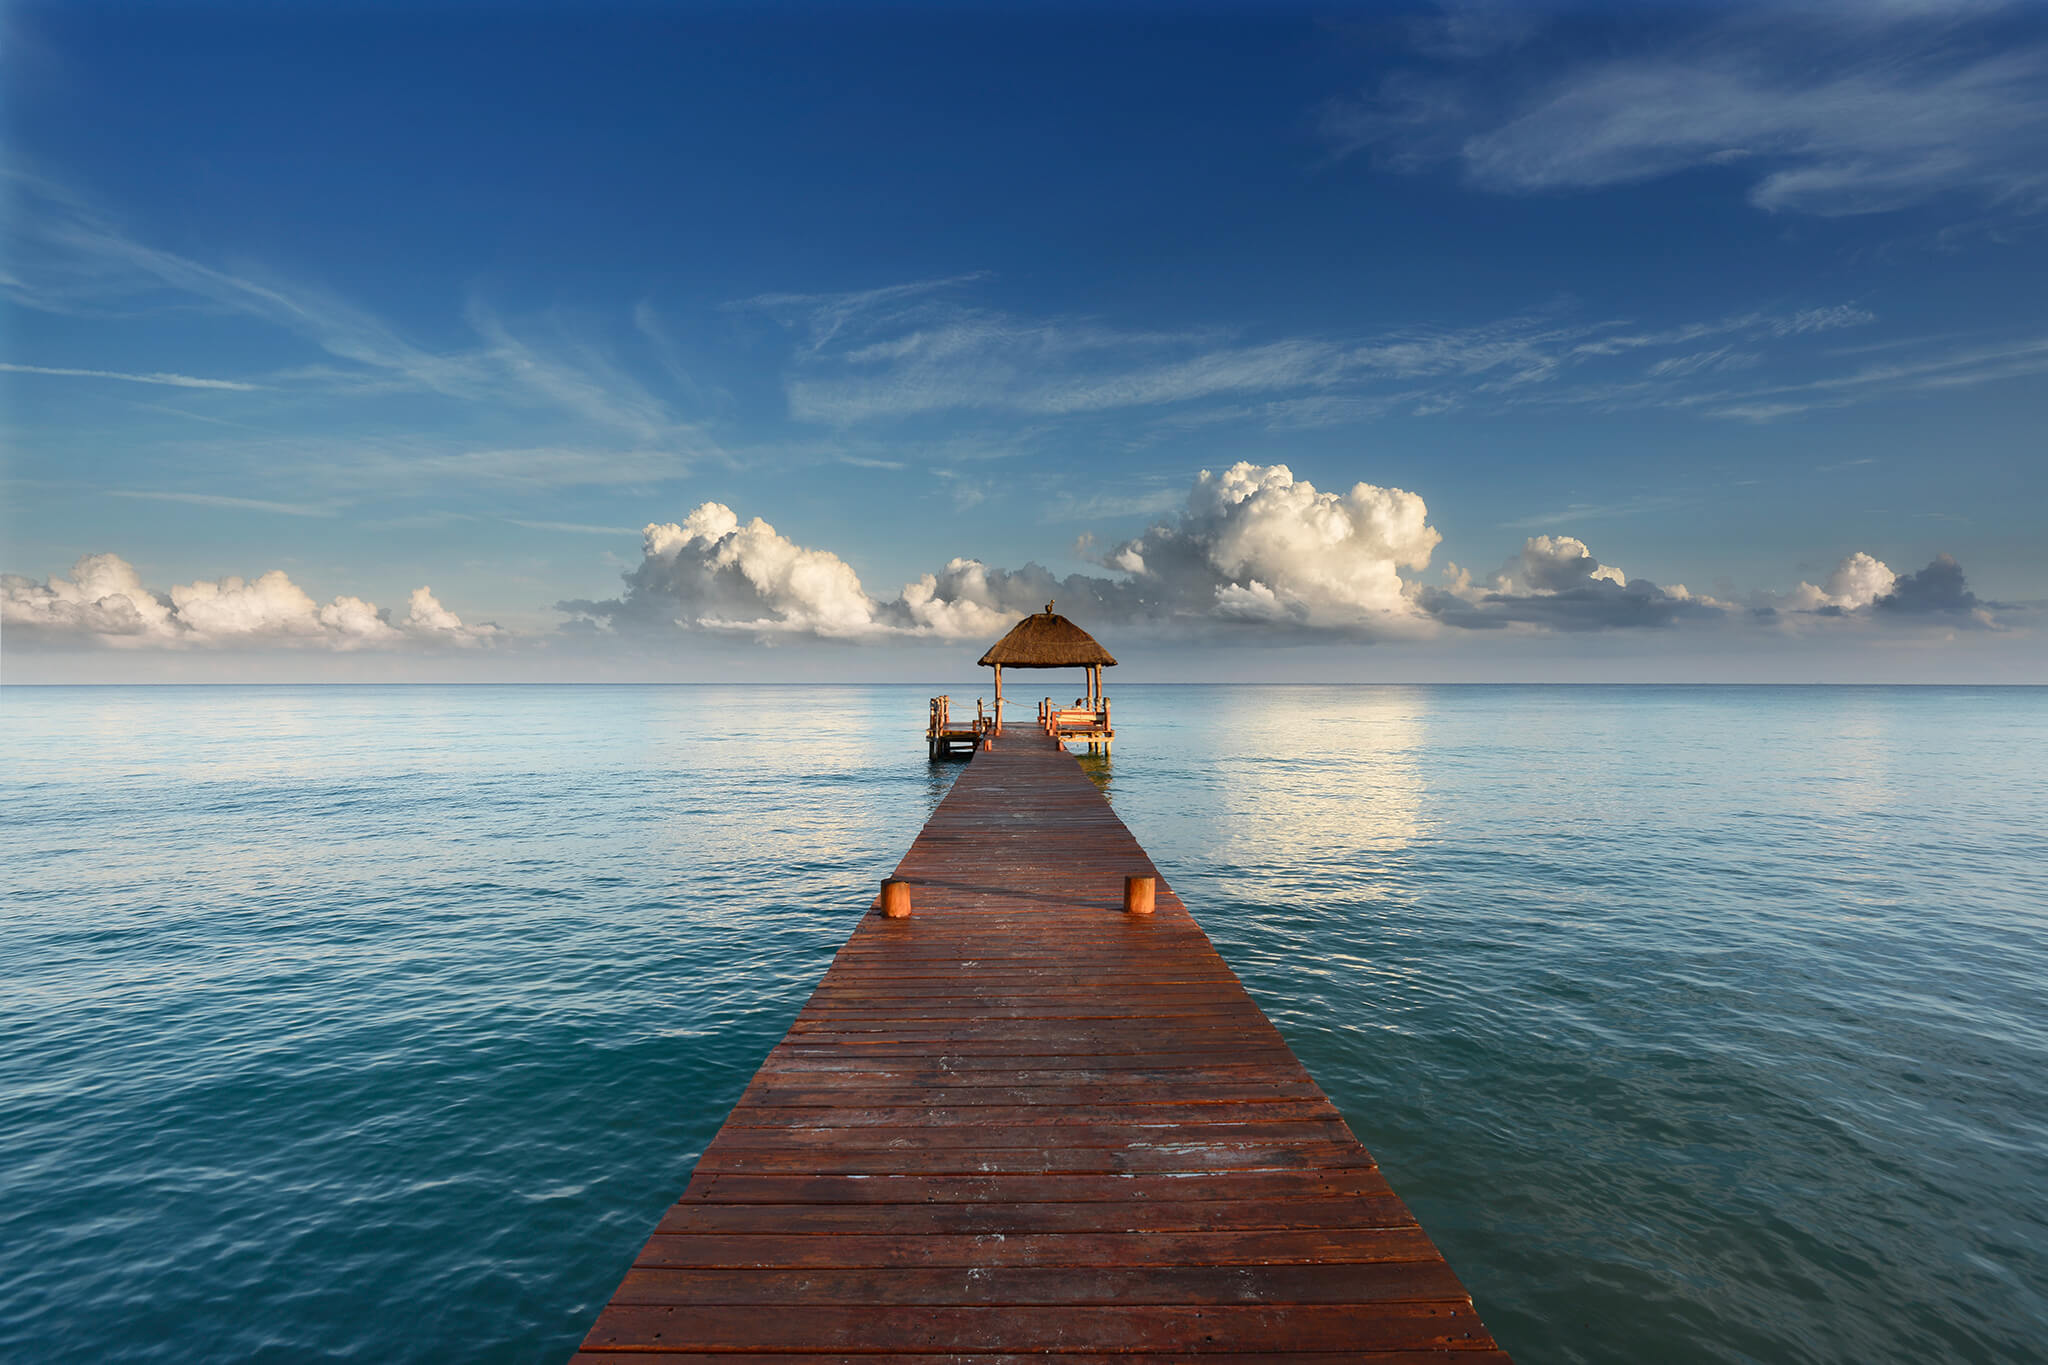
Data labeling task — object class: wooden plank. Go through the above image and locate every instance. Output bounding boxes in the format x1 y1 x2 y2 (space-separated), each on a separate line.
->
583 1302 1493 1353
610 1261 1472 1306
700 1118 1358 1151
675 1169 1393 1204
632 1227 1446 1269
695 1141 1373 1176
576 723 1504 1359
573 1354 1513 1364
721 1101 1346 1128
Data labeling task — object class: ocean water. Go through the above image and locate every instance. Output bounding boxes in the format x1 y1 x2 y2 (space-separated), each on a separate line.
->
2 684 2043 1364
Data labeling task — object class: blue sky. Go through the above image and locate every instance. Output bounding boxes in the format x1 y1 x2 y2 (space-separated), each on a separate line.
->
4 0 2045 681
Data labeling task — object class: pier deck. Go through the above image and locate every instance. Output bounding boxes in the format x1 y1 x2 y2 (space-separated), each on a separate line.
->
576 725 1505 1361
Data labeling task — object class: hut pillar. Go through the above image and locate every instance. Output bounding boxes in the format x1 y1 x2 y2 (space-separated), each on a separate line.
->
992 664 1003 733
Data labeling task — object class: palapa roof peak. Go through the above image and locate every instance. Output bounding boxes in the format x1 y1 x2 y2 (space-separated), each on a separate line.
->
977 600 1118 668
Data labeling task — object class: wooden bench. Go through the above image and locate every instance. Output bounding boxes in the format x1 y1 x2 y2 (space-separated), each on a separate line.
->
1041 698 1113 752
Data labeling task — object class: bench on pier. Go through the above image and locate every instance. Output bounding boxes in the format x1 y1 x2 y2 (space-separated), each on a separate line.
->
1039 696 1113 753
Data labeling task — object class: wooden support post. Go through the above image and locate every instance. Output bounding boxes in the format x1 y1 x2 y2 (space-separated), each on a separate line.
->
1123 874 1155 915
993 664 1003 733
879 878 912 919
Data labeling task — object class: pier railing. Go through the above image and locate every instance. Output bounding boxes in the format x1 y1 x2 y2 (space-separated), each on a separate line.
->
926 695 993 759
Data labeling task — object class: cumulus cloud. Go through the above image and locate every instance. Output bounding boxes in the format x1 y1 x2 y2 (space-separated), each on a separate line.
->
1 555 495 649
1 553 177 640
1787 550 1897 611
563 463 1445 643
1770 549 2000 627
1420 534 1725 631
575 466 2000 646
1876 553 1986 616
560 504 1128 642
894 559 1053 641
588 503 883 638
1097 463 1441 632
1501 534 1630 592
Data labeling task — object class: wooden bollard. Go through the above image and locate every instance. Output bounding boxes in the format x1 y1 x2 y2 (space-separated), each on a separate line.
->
1123 874 1155 915
879 878 912 919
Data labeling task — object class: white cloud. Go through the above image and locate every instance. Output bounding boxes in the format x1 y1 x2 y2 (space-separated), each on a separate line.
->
405 586 500 644
1500 534 1630 593
576 465 1930 644
1 555 495 650
635 504 882 638
6 182 722 471
1420 533 1729 631
1328 7 2048 218
564 464 1447 642
734 273 994 354
1102 463 1442 631
565 505 1047 642
0 362 263 391
110 490 337 518
739 272 1909 433
1787 550 1898 610
504 518 640 536
895 560 1028 640
169 570 391 643
1 553 178 641
1768 549 2000 626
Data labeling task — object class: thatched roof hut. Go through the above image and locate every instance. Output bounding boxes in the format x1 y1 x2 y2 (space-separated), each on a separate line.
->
978 602 1115 730
978 603 1117 669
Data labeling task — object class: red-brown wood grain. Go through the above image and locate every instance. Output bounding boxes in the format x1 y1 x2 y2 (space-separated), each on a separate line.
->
576 725 1504 1359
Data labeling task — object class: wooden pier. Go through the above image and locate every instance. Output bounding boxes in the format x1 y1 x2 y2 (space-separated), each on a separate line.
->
576 724 1506 1362
927 695 990 761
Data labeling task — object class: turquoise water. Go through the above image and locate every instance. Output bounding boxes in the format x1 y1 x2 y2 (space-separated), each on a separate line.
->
2 684 2043 1363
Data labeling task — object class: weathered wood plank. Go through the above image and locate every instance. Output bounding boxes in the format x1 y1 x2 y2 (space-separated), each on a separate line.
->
611 1261 1472 1306
631 1226 1447 1269
572 1353 1513 1364
583 1302 1493 1353
576 723 1503 1359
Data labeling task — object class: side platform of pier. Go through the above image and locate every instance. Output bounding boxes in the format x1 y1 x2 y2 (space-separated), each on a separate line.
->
576 725 1506 1361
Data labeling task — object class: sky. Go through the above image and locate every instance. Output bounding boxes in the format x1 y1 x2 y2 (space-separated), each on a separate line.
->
3 0 2045 683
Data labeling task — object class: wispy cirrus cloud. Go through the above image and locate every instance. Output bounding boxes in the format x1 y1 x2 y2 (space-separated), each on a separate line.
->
0 361 264 390
740 274 1892 430
1323 3 2048 218
504 518 640 536
4 176 724 472
731 272 994 354
1687 332 2048 420
109 489 337 518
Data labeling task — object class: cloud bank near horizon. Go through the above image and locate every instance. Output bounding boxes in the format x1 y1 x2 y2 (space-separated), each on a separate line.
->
6 463 2008 655
547 462 2000 646
2 556 497 650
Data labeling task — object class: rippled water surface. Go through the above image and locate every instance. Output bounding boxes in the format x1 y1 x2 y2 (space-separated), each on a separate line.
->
3 684 2044 1363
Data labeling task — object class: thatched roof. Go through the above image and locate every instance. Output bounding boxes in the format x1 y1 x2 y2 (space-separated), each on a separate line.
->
978 602 1118 668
